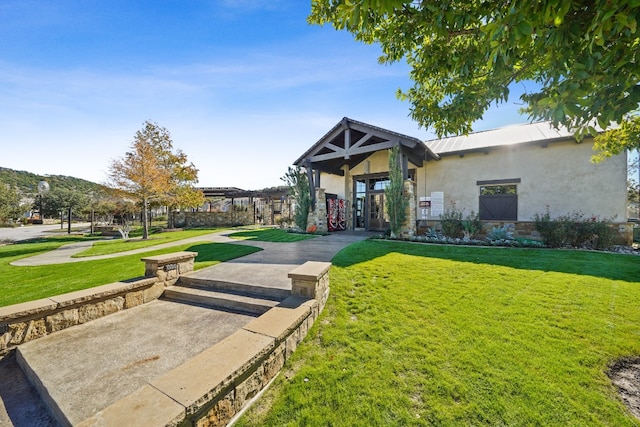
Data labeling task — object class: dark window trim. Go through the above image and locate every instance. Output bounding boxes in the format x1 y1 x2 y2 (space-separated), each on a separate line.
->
476 178 521 185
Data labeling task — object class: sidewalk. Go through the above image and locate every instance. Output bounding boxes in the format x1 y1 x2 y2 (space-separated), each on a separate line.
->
10 230 234 266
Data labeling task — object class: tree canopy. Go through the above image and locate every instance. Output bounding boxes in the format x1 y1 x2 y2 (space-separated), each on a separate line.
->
107 120 202 239
592 115 640 161
40 187 90 218
309 0 640 144
385 145 408 237
281 166 311 231
0 185 22 224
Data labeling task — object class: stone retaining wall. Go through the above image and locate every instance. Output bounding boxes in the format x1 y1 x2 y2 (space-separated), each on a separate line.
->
173 211 254 228
417 220 634 245
0 252 198 356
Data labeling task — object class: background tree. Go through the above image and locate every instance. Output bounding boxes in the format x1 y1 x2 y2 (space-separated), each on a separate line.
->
162 149 204 228
592 115 640 217
385 145 408 238
108 120 200 239
309 0 640 148
41 187 90 221
281 166 311 231
0 185 22 224
592 115 640 161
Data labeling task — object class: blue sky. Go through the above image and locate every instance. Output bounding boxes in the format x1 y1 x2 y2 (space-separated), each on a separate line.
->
1 1 531 189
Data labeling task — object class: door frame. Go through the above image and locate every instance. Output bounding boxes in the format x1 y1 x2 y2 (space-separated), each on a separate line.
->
352 171 414 231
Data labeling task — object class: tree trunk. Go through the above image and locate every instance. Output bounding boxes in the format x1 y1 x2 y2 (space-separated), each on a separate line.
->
142 198 149 240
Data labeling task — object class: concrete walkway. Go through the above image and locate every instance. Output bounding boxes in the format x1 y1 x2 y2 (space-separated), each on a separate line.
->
10 228 372 267
0 228 371 427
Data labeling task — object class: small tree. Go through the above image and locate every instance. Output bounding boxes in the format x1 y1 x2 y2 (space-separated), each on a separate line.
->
0 184 22 224
108 120 199 239
385 145 408 238
41 187 90 221
281 166 311 231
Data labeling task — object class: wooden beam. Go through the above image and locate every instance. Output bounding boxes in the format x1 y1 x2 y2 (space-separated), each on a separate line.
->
305 160 316 210
350 133 374 149
402 151 409 180
348 122 419 148
344 128 351 159
401 147 425 168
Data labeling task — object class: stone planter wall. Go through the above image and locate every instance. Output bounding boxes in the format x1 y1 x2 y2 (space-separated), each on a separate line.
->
0 252 198 356
416 220 634 245
173 211 254 228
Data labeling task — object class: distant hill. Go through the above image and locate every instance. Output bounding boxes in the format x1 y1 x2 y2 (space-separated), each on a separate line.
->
0 167 108 196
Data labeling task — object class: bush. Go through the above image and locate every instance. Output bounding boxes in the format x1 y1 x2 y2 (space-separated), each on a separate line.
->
534 209 617 249
461 211 482 240
533 210 564 247
486 225 514 242
440 204 463 238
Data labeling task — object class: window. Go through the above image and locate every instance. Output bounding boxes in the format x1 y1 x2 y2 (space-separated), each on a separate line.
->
369 177 390 191
480 185 517 195
478 180 519 221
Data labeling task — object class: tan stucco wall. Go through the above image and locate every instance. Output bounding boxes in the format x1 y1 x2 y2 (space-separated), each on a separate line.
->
415 138 627 221
319 150 392 201
318 139 627 224
320 173 347 199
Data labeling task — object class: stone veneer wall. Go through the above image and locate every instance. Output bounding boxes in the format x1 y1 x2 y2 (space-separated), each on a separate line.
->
399 180 417 239
417 220 634 245
173 211 254 228
0 252 197 356
307 188 328 233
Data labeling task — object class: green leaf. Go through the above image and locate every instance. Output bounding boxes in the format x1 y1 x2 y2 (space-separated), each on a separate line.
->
517 21 533 36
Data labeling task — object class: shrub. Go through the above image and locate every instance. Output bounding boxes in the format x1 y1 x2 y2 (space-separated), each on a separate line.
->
461 211 482 240
425 227 441 239
534 209 564 247
440 203 463 238
534 208 617 249
486 225 514 242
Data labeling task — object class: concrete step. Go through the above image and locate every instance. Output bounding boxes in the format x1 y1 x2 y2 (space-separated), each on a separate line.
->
177 275 291 300
163 285 282 315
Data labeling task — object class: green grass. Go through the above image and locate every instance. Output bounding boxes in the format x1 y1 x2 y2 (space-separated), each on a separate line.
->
0 237 260 307
238 240 640 426
228 228 318 242
73 228 222 257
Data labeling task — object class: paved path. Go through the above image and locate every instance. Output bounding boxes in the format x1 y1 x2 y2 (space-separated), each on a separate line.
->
10 229 371 267
0 223 91 243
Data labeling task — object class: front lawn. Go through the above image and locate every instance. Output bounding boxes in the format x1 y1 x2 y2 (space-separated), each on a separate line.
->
238 240 640 426
73 228 222 257
0 238 260 307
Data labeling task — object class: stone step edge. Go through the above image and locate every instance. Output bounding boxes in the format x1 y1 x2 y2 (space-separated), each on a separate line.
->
178 276 291 300
75 295 322 427
162 286 281 315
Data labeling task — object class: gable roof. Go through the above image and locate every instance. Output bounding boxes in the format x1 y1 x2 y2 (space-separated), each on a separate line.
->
425 121 577 156
295 117 439 175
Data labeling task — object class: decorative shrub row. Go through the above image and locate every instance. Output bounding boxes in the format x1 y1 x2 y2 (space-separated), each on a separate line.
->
533 210 617 249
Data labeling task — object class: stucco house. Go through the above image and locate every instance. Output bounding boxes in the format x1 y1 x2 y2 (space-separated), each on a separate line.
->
294 117 630 241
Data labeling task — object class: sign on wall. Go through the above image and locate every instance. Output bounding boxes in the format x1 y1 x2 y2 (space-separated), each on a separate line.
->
430 192 444 217
419 197 431 219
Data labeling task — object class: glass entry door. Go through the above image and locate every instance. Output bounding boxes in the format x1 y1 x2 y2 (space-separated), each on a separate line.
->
353 170 413 231
368 193 387 231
